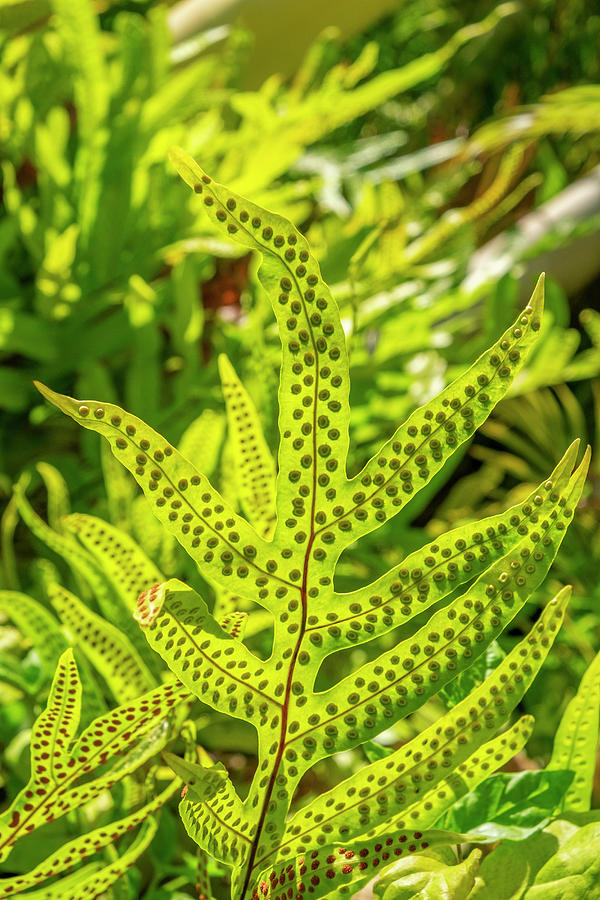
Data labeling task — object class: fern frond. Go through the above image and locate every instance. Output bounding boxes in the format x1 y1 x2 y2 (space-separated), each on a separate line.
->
0 778 178 898
0 650 188 863
36 157 587 900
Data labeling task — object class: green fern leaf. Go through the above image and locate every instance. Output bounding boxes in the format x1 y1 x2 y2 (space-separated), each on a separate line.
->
62 512 163 613
35 157 587 900
165 748 249 866
14 476 131 626
219 354 277 539
261 586 570 869
0 589 67 677
195 848 217 900
15 818 157 900
220 610 249 640
179 408 227 481
548 647 600 813
35 462 70 532
252 828 475 900
0 778 178 898
15 481 163 675
0 649 188 863
47 581 156 701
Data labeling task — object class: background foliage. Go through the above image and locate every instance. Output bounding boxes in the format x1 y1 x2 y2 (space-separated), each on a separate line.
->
0 0 598 897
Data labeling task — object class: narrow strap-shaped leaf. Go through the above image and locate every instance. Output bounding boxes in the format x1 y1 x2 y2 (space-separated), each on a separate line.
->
265 588 569 867
62 513 163 612
19 818 158 900
34 383 293 613
130 493 177 572
100 439 137 533
135 579 282 725
179 408 226 481
0 779 179 898
33 648 81 773
332 276 544 549
15 487 160 675
168 148 352 555
0 590 68 676
65 710 181 811
36 462 71 532
0 493 19 590
70 679 188 772
47 581 156 701
548 647 600 813
312 442 577 653
285 455 586 765
218 354 277 539
13 478 129 627
9 865 102 900
0 650 80 862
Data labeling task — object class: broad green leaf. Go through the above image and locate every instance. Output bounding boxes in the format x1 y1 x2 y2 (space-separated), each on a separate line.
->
374 845 481 900
548 648 600 813
441 769 574 841
525 820 600 899
472 817 600 900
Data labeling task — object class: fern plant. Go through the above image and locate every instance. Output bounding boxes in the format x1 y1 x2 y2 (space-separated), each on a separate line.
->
379 646 600 899
33 153 589 900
